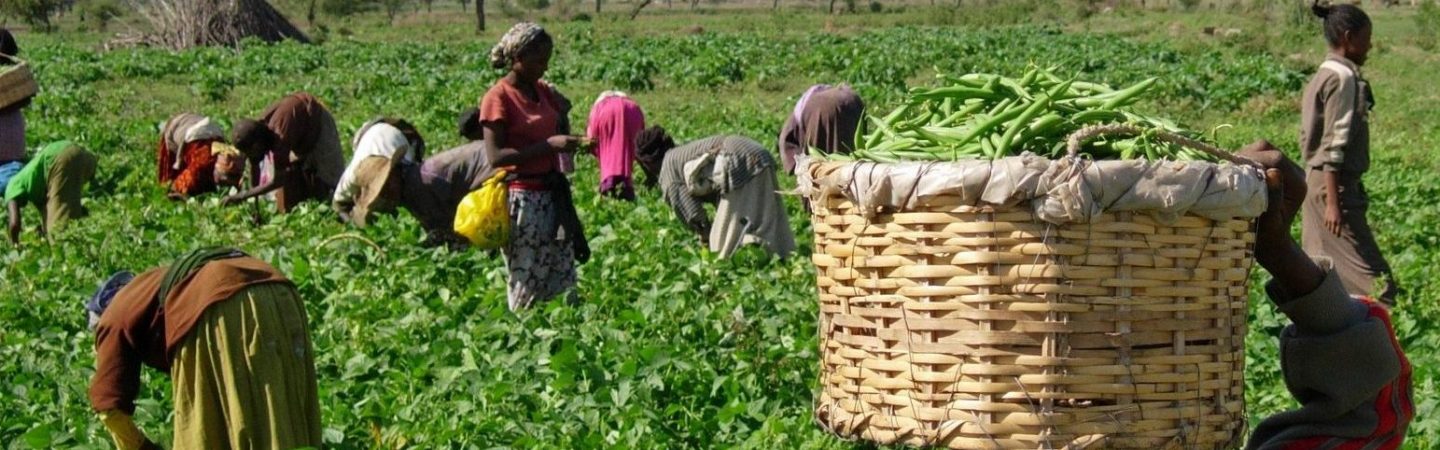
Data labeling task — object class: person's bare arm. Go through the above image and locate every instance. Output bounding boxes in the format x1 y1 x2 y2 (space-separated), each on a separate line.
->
1244 141 1324 303
7 200 21 244
480 122 576 168
224 153 286 205
1324 170 1343 236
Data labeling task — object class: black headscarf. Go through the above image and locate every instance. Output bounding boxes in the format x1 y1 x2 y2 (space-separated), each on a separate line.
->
0 29 17 59
633 126 675 188
634 126 675 166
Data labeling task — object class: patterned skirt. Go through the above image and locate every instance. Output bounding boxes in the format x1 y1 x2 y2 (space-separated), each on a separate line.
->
503 189 578 310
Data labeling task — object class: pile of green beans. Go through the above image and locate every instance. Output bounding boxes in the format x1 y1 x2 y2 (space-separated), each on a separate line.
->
829 68 1222 163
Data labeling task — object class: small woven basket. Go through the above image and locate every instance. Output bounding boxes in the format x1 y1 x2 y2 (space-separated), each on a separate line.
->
0 55 38 110
807 126 1257 450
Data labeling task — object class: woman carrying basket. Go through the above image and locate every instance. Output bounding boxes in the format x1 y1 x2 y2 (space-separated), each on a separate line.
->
1242 140 1411 449
0 28 33 193
333 118 424 223
479 22 590 310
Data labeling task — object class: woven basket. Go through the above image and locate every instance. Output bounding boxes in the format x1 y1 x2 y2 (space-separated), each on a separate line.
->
0 55 38 110
808 127 1257 450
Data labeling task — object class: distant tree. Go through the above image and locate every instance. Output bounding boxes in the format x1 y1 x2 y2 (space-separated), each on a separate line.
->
0 0 63 31
629 0 650 18
420 0 433 12
475 0 484 31
457 0 469 10
321 0 376 16
120 0 309 49
379 0 407 21
79 0 123 30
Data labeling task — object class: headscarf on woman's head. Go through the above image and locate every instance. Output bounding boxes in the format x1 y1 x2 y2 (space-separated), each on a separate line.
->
0 28 18 58
489 22 547 69
86 271 135 330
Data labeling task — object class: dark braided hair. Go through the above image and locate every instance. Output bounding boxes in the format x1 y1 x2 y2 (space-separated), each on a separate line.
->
1312 0 1371 48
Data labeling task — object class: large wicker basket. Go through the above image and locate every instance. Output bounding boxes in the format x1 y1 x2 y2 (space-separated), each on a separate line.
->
0 55 38 110
806 127 1260 450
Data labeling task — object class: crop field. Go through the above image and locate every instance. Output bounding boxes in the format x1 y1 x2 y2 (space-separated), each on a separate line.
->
1 3 1437 448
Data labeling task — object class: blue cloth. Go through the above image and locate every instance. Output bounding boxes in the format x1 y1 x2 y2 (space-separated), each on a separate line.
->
0 160 21 193
87 271 135 330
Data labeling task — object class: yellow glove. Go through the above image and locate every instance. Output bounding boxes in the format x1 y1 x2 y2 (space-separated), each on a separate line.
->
98 410 153 450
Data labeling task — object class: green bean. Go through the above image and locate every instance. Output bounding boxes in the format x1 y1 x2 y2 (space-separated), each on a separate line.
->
914 86 1001 101
1100 77 1157 110
999 80 1070 156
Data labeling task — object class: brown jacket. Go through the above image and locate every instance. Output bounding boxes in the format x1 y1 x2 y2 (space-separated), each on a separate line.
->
778 85 864 175
88 257 290 414
1299 55 1371 175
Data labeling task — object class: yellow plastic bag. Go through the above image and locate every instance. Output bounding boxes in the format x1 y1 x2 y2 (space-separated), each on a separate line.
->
454 169 510 249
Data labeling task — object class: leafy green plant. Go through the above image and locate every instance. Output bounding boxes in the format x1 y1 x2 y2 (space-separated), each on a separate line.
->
1418 0 1440 51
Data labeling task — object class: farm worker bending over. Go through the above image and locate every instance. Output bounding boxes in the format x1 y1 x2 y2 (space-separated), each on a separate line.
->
1298 1 1398 305
0 28 34 193
86 248 323 450
348 143 493 248
226 92 346 213
1239 139 1412 449
155 113 244 200
584 91 645 200
5 141 96 244
778 84 864 176
634 127 796 259
351 109 493 248
334 117 425 223
480 22 591 310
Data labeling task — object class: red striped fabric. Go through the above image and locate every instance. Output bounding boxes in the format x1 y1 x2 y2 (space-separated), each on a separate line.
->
1281 298 1413 450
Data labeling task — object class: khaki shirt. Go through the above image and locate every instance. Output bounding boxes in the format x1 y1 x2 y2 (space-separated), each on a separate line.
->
1299 55 1372 175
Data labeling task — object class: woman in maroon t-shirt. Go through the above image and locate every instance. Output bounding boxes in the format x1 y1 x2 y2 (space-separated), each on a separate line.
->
479 22 590 311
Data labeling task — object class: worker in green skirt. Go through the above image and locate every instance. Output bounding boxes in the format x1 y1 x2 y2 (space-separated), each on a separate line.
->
87 248 322 449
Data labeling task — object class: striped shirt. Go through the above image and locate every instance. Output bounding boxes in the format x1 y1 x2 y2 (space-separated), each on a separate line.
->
657 135 775 235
